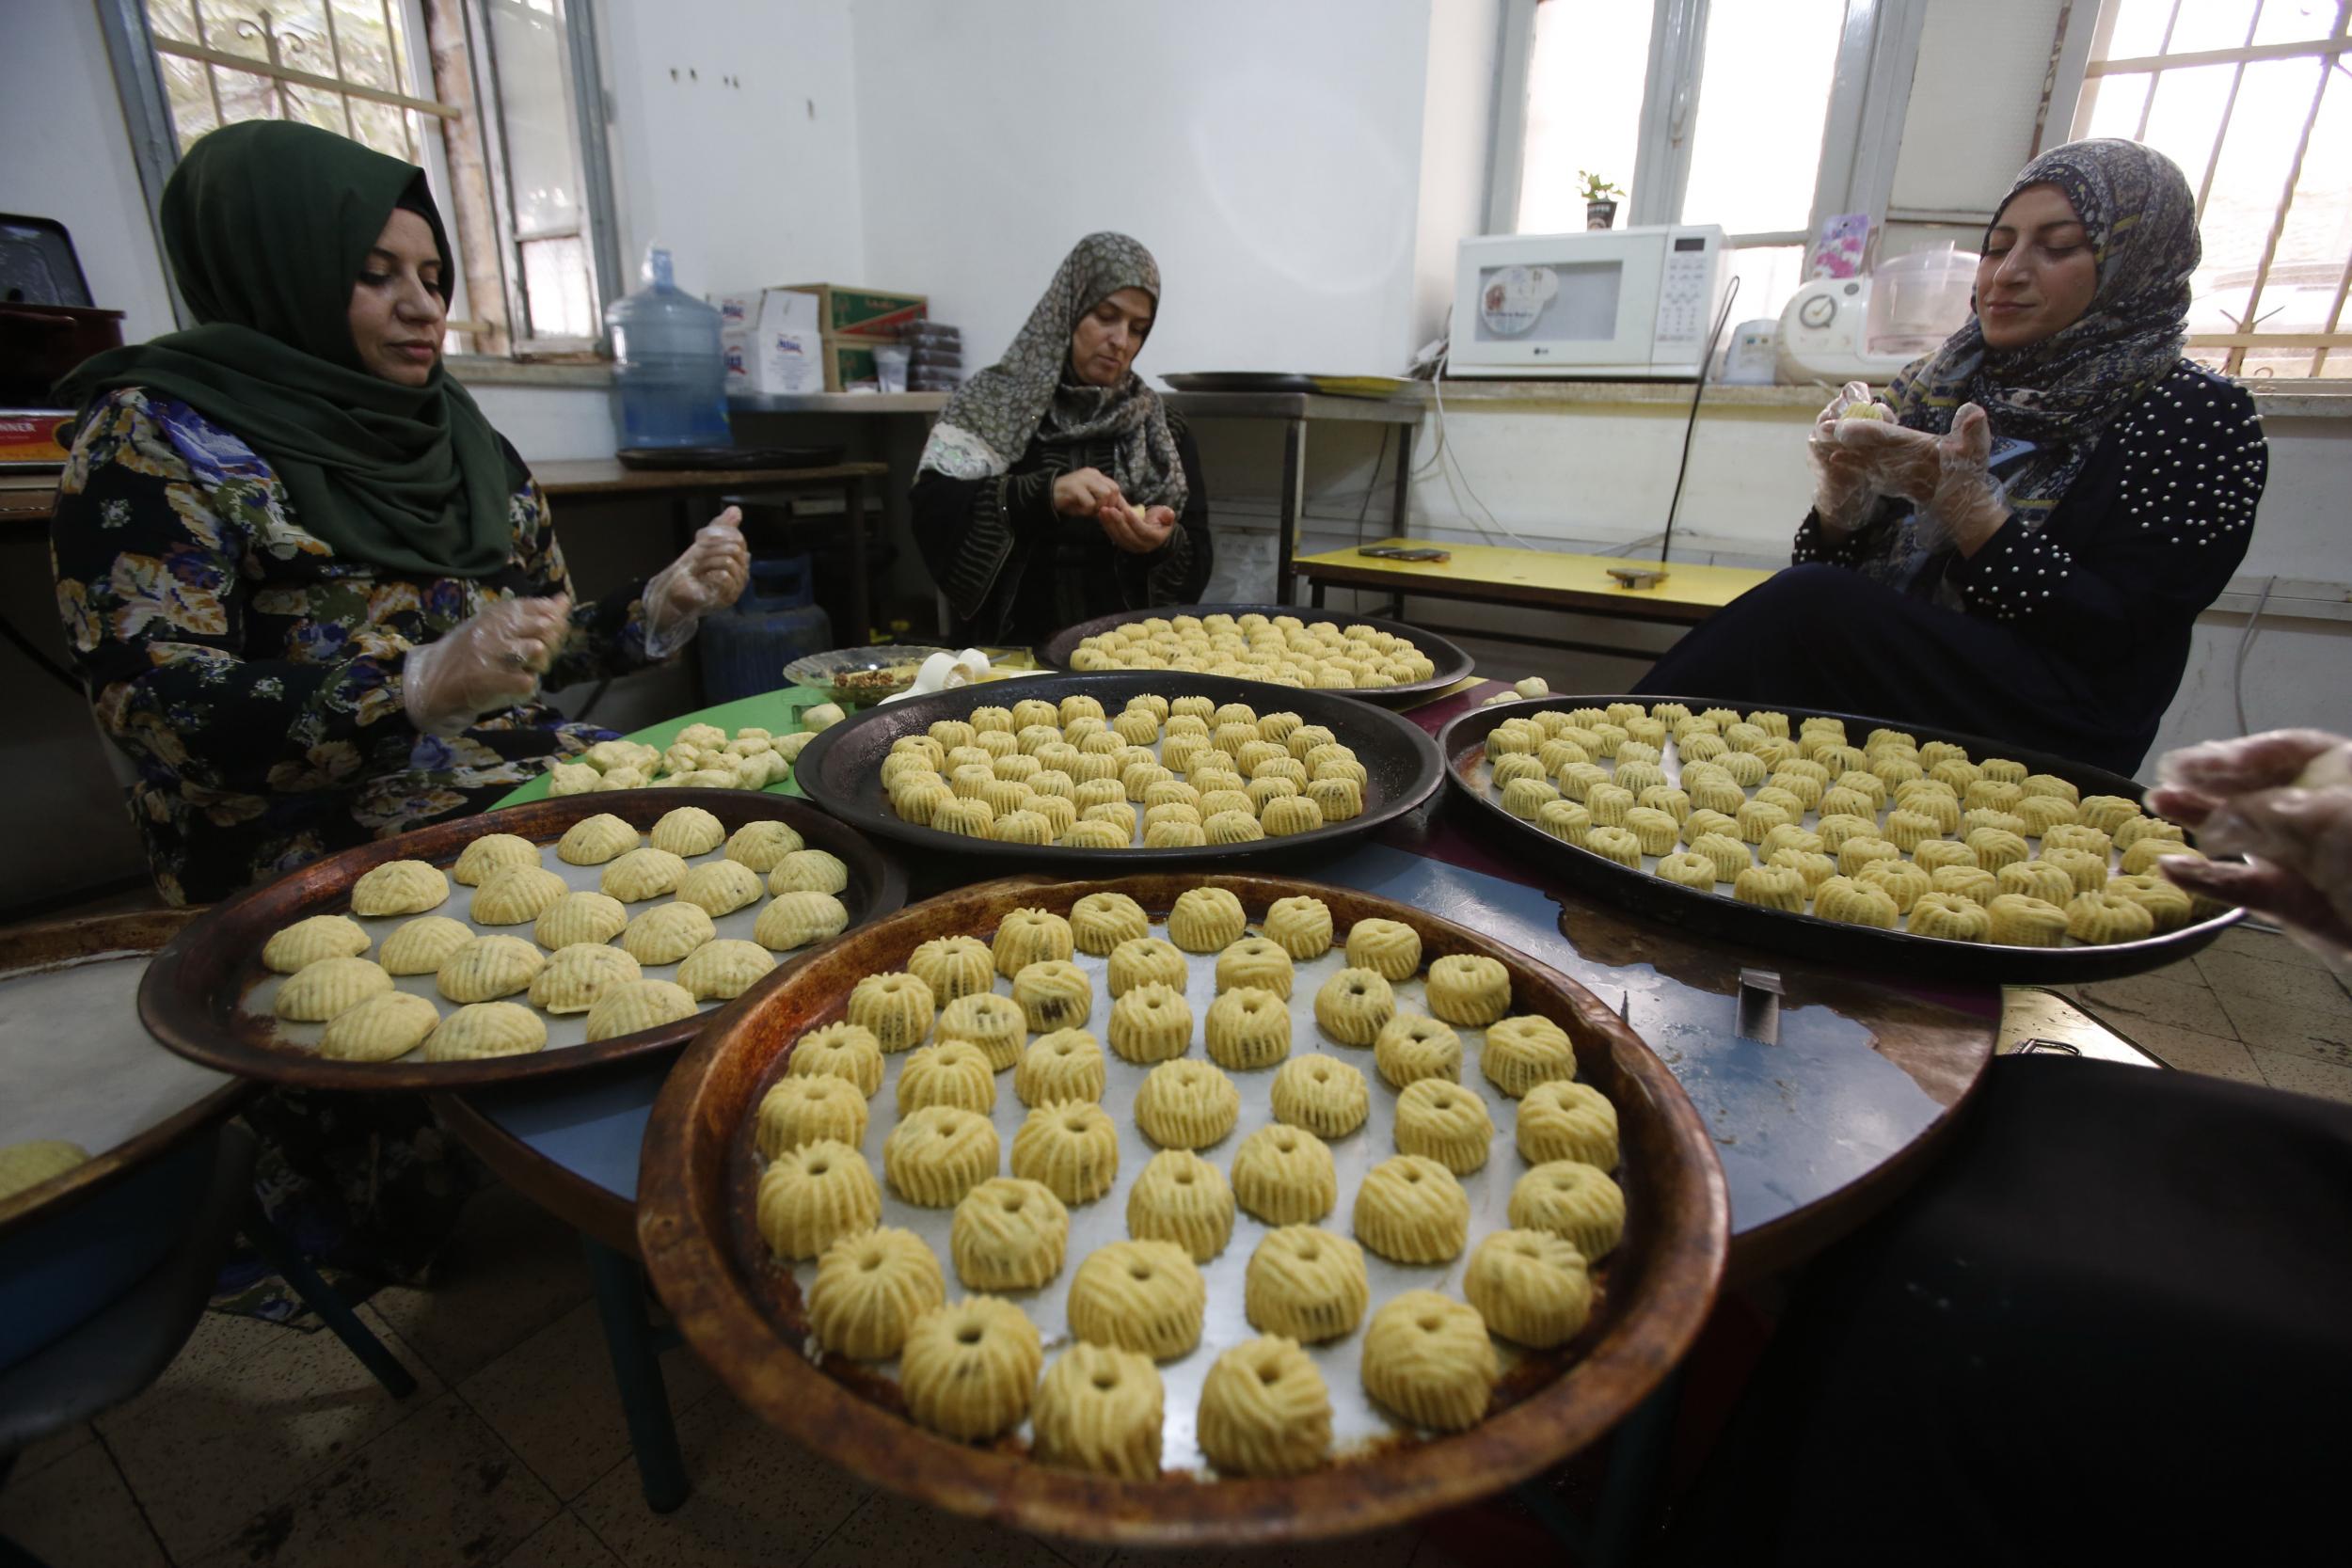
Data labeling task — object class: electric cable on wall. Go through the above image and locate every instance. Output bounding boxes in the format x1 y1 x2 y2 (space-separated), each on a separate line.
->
1656 274 1742 563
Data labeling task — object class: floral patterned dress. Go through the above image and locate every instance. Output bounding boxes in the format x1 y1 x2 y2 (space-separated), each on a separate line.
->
51 387 668 904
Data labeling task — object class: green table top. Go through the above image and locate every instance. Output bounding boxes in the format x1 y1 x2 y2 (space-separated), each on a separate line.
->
495 685 831 807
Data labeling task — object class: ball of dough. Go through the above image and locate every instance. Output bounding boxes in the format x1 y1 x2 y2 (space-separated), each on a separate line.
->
263 914 370 974
276 956 393 1022
1125 1148 1235 1261
950 1176 1071 1291
1509 1161 1626 1260
529 943 641 1014
619 901 716 967
806 1225 944 1359
350 858 450 917
1465 1228 1593 1347
1271 1053 1370 1138
555 814 641 867
533 892 629 952
1360 1290 1497 1432
1033 1342 1165 1481
677 860 764 918
317 991 441 1063
1067 1240 1206 1361
676 939 775 1002
378 915 474 975
724 818 804 873
436 934 548 1006
898 1297 1041 1441
422 1001 547 1061
1352 1155 1470 1264
583 977 699 1042
453 832 537 887
1197 1336 1331 1478
603 847 688 904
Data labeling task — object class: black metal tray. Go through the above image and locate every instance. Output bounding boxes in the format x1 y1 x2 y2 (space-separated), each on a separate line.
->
793 672 1444 870
1034 604 1475 707
1438 694 2241 984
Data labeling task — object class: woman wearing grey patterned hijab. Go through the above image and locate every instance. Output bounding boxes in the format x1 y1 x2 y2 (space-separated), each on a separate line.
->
914 231 1211 643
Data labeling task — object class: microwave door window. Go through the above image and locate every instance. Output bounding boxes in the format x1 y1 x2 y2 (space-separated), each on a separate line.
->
1472 261 1623 344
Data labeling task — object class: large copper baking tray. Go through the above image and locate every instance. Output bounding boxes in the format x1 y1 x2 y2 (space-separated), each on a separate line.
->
1441 694 2240 983
139 790 907 1091
638 872 1727 1548
1034 604 1474 705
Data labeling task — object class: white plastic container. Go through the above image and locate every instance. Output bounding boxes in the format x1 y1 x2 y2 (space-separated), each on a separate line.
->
1867 245 1978 357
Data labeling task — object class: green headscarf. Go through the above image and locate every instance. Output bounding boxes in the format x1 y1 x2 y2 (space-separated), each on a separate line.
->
59 120 517 578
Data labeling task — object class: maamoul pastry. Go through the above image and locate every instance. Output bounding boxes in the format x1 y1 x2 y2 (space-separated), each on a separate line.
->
898 1297 1042 1441
1125 1148 1236 1261
1481 1013 1578 1098
1375 1013 1462 1089
1215 936 1295 998
1361 1291 1497 1431
1420 954 1507 1026
602 847 688 903
276 955 393 1021
2078 793 2142 834
1067 1240 1206 1361
453 832 537 886
263 913 371 974
806 1225 944 1359
1393 1078 1495 1174
378 915 473 975
846 970 934 1051
1135 1058 1240 1148
1731 864 1807 912
1070 892 1151 954
879 1103 998 1208
1198 1336 1331 1478
1908 891 1992 942
317 991 441 1062
909 934 994 1003
1518 1080 1620 1167
2042 846 2110 895
2105 872 2195 933
533 891 629 952
1261 893 1336 958
754 890 849 950
1313 967 1394 1046
1106 936 1186 998
1033 1342 1164 1481
422 1000 547 1061
555 815 639 866
1168 886 1248 952
619 901 716 966
756 1137 881 1259
1535 800 1594 846
1466 1229 1593 1348
470 864 570 927
951 1177 1071 1290
674 939 771 1002
724 818 803 873
929 992 1019 1074
2122 836 2197 876
1813 876 1899 928
1768 848 1838 894
1097 982 1186 1064
530 942 640 1013
350 859 450 917
1016 1029 1106 1106
893 1039 995 1117
645 806 723 857
1684 832 1749 882
584 977 698 1041
1931 864 2001 904
755 1073 869 1158
1987 893 2071 948
993 907 1073 975
675 860 763 918
1244 1225 1368 1348
1856 859 1931 914
1271 1053 1370 1138
1582 825 1641 867
1509 1161 1626 1259
2065 889 2155 944
787 1022 885 1097
1232 1124 1337 1226
1352 1154 1470 1263
1912 839 1978 875
1195 986 1285 1070
768 849 850 898
1996 859 2076 905
1011 1100 1120 1203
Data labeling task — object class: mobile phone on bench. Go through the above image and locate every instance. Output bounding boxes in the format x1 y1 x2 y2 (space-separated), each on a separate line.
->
1357 546 1451 563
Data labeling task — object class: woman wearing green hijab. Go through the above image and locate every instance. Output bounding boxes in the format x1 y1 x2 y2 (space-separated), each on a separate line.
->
51 121 747 904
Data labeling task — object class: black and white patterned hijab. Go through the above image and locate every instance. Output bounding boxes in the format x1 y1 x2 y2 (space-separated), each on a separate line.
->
918 231 1188 514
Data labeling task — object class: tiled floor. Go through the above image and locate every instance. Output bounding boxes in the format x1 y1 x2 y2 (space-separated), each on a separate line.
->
6 929 2344 1567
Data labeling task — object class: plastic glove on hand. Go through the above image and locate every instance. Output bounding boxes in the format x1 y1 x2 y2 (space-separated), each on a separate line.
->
403 594 571 738
2149 729 2352 966
1830 403 1944 503
1806 381 1883 534
644 505 750 654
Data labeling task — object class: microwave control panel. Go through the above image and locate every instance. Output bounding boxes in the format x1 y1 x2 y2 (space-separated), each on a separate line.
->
1651 231 1718 355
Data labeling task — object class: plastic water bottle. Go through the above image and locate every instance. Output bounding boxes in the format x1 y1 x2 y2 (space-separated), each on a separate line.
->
606 247 730 450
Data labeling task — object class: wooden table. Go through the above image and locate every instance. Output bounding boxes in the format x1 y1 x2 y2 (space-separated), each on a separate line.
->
729 388 1427 604
1295 537 1773 659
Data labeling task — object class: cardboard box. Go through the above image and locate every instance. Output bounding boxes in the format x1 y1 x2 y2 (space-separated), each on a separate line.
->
819 334 882 392
0 410 73 467
786 283 928 340
714 287 824 394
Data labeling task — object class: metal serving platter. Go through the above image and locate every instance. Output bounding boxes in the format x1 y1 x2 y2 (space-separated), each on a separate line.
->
1033 604 1475 707
140 791 907 1091
1439 694 2240 984
793 672 1446 871
637 871 1727 1547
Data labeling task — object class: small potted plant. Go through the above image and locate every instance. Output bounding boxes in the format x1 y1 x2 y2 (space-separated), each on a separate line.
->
1581 171 1623 230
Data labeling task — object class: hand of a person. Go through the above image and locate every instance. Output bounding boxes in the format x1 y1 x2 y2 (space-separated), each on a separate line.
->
2147 729 2352 964
402 593 572 738
1921 404 2008 555
1098 499 1176 555
1831 406 1944 505
644 506 749 656
1052 467 1126 519
1807 381 1883 535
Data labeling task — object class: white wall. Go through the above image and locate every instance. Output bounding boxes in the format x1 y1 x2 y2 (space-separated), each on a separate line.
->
3 0 176 342
848 0 1434 378
1412 0 1503 353
600 0 868 299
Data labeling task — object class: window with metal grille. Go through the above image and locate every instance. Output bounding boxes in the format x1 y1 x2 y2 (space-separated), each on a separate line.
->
101 0 618 357
2073 0 2352 379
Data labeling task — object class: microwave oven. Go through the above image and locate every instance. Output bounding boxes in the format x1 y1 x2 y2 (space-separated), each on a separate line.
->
1448 225 1728 379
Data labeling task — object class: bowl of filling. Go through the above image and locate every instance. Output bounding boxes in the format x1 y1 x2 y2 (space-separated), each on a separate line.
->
784 646 951 709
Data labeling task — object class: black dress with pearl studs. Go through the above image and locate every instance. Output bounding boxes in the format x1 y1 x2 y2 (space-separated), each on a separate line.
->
1634 361 2264 774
